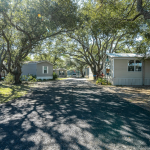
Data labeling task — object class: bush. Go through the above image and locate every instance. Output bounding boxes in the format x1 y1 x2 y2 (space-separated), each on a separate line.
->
27 75 33 81
4 73 14 84
53 72 58 80
20 75 28 81
37 79 42 82
96 77 111 85
20 74 37 82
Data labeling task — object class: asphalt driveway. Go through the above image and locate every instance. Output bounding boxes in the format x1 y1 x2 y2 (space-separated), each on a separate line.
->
0 78 150 150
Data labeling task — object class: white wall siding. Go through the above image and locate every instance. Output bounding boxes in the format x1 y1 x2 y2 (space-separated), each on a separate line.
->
36 76 53 80
110 77 150 85
114 59 142 78
145 60 150 78
22 63 37 76
112 78 143 85
145 78 150 85
37 62 53 77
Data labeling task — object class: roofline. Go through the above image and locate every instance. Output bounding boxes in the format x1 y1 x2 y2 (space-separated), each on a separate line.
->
53 68 67 70
106 53 144 58
37 61 53 65
23 61 53 65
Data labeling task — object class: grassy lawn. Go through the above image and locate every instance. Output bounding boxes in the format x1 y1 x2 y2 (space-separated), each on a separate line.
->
0 84 30 104
56 78 67 80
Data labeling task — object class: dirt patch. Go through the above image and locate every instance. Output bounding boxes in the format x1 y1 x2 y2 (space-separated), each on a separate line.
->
105 86 150 112
88 80 150 112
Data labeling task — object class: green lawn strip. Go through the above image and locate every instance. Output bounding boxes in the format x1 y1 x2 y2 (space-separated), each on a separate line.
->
0 84 30 104
56 78 67 80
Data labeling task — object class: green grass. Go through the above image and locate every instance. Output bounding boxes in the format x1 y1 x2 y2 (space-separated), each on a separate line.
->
56 78 67 80
0 84 30 104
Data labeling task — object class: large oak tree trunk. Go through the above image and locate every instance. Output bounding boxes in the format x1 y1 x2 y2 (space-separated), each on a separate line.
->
14 65 22 84
0 65 2 80
0 57 1 80
80 69 84 77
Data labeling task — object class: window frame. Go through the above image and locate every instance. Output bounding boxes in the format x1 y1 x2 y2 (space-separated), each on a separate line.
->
43 66 48 74
127 59 142 72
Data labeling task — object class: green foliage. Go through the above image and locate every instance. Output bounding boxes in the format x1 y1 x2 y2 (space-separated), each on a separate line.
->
4 73 14 84
37 79 42 82
0 0 79 84
20 75 28 81
22 56 33 62
96 78 111 85
20 74 37 82
53 72 58 80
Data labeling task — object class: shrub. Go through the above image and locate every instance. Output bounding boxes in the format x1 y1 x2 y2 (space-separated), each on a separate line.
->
4 73 14 84
27 75 33 81
20 74 37 82
20 75 28 81
53 72 58 80
30 78 37 82
96 77 111 85
37 79 42 82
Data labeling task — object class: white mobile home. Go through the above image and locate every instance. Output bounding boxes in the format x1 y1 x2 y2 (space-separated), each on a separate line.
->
103 53 150 85
22 61 53 80
53 68 67 77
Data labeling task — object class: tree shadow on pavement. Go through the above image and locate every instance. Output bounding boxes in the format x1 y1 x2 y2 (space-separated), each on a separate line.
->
0 80 150 150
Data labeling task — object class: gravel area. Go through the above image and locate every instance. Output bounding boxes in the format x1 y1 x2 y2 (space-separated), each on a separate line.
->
0 78 150 150
104 86 150 111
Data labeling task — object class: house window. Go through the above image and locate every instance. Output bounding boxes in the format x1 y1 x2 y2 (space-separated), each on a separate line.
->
59 71 64 75
128 60 134 71
128 60 142 72
135 60 142 71
43 66 48 74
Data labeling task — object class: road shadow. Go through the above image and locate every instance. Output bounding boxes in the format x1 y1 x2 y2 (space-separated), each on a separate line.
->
0 80 150 150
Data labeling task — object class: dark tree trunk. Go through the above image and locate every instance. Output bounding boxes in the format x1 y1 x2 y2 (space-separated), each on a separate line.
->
90 64 102 80
0 53 2 80
0 64 2 80
80 68 84 77
14 65 22 84
137 0 150 20
14 73 21 84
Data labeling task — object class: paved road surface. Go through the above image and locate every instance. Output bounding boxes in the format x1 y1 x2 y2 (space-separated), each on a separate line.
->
0 78 150 150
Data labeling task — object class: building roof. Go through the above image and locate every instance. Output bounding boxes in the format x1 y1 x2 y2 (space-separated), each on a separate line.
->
106 53 144 58
53 68 67 70
23 61 53 65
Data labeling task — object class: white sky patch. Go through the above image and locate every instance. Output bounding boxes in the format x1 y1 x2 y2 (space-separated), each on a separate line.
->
136 36 142 41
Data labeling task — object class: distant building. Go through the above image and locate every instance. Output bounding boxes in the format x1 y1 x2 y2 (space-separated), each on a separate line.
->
22 61 53 80
53 68 67 77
